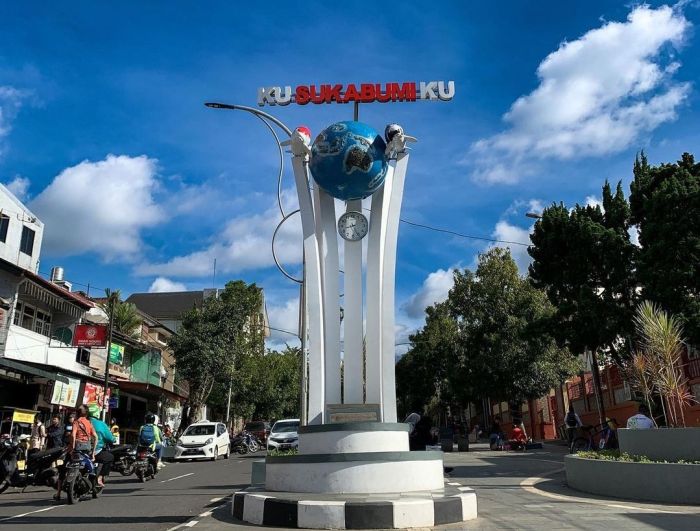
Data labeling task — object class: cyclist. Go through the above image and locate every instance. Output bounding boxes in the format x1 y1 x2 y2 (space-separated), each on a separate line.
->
139 413 164 469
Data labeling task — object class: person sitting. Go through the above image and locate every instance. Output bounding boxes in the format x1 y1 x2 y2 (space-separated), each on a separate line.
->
139 413 164 468
88 404 115 487
626 404 655 429
508 423 527 451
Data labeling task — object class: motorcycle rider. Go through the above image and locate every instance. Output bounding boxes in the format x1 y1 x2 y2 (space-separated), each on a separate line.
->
87 404 115 487
110 418 120 445
54 405 96 501
138 413 164 469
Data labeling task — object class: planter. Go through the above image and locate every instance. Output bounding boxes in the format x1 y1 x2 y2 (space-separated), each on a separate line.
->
565 455 700 504
618 427 700 461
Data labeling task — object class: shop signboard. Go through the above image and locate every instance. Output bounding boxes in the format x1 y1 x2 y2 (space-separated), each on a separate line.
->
82 382 111 410
12 409 36 423
109 343 125 364
50 374 81 407
73 324 108 347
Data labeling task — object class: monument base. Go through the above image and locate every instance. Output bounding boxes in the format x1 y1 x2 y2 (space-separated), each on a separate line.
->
234 423 478 528
232 484 478 529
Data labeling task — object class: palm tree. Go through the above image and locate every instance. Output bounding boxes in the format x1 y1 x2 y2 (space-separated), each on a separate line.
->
101 289 142 338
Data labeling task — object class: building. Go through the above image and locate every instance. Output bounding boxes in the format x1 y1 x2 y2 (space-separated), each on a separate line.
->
0 185 106 421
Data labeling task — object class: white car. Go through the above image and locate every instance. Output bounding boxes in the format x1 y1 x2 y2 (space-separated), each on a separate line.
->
266 419 300 451
174 421 230 461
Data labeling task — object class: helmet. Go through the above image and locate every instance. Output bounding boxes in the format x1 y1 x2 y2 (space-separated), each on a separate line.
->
87 403 101 418
144 413 156 424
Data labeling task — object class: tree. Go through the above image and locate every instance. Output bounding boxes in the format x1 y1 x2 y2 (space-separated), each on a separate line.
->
396 302 458 419
448 248 577 406
168 281 264 426
630 152 700 345
528 181 637 420
101 289 142 338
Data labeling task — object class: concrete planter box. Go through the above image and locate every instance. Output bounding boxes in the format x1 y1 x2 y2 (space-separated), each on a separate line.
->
618 427 700 461
565 455 700 504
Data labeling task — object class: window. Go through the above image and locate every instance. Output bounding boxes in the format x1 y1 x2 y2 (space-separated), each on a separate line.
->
13 301 52 337
0 214 8 243
76 348 91 366
20 226 35 256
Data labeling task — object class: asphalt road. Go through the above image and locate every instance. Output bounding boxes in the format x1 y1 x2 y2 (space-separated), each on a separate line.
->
0 452 260 530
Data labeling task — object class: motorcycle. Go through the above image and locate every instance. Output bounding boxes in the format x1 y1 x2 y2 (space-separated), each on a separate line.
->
110 444 136 476
230 431 259 455
0 435 61 494
133 446 158 482
63 449 100 504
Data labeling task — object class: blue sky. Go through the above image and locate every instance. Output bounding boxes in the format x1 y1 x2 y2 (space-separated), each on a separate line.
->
1 1 698 349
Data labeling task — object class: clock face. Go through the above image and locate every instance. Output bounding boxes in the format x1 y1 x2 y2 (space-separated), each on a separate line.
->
338 211 369 241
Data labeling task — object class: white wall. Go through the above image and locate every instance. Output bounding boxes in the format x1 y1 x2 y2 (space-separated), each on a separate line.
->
0 184 44 272
4 323 92 376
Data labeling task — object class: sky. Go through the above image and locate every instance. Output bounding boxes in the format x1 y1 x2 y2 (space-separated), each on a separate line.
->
1 1 699 351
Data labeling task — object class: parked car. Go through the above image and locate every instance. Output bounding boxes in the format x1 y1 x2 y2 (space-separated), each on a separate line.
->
266 419 300 452
244 421 270 443
174 421 230 461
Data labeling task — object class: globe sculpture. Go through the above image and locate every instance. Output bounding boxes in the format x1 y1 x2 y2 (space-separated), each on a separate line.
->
309 121 388 201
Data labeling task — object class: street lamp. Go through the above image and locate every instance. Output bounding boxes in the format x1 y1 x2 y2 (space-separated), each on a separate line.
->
204 102 308 424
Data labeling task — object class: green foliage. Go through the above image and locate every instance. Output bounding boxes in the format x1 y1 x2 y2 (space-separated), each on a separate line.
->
576 449 700 464
168 281 265 423
630 152 700 345
396 303 458 416
449 248 579 404
528 181 637 362
397 249 579 416
101 289 143 338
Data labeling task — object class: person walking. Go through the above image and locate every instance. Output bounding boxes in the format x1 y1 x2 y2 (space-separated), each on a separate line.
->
46 415 64 449
565 402 582 450
29 416 47 453
88 404 115 487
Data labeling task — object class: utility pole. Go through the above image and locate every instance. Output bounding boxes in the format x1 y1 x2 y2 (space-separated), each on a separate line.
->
102 292 116 421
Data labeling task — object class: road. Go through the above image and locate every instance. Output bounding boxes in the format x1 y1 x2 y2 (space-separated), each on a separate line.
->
0 452 258 530
2 444 699 530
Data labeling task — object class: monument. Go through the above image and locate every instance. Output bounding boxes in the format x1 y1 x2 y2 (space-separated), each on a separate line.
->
207 81 476 529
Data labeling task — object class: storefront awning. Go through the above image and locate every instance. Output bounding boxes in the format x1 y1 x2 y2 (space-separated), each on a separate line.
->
0 357 69 383
117 381 186 402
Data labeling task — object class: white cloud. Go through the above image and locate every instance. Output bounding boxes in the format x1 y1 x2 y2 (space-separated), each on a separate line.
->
30 155 164 261
0 86 28 156
265 296 300 349
4 175 30 201
148 277 187 293
470 5 691 184
585 195 603 209
489 221 533 275
403 268 455 319
137 189 301 277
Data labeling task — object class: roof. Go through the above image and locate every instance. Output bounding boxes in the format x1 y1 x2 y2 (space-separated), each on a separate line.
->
126 291 204 320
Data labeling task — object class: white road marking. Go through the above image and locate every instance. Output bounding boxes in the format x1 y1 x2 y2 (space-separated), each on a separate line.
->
166 520 199 531
209 496 224 502
160 472 195 483
520 468 699 514
199 511 213 517
0 506 58 522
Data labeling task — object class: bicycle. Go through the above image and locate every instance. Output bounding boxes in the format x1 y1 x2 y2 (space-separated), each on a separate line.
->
570 419 618 453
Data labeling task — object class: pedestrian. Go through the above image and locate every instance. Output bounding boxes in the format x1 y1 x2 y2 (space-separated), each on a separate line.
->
29 416 46 452
626 403 655 429
46 415 64 449
88 404 115 487
564 402 582 448
110 417 121 445
63 411 76 447
488 416 503 450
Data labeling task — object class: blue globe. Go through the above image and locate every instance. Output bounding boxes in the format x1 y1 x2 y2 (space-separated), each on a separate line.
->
309 121 388 201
